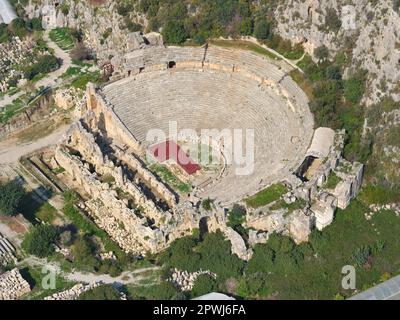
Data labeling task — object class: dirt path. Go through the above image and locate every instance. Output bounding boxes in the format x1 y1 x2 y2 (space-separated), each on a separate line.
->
0 124 68 164
65 267 161 286
19 256 161 286
34 30 72 89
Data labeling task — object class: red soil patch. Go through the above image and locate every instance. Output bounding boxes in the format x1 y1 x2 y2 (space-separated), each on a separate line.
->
148 140 201 175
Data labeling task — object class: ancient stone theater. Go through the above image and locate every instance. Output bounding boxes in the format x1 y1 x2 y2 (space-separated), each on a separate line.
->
53 44 363 259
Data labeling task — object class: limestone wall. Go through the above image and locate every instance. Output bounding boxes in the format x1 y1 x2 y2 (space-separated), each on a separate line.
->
86 84 142 154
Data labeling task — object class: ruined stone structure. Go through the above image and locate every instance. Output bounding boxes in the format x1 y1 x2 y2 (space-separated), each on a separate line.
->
44 283 100 300
0 268 31 300
0 233 16 266
246 127 364 243
101 45 314 205
0 37 35 93
54 45 363 260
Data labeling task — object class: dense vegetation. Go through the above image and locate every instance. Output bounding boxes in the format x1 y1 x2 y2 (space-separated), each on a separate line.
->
159 231 245 285
111 0 277 46
295 52 369 164
78 284 121 300
22 224 58 258
0 179 25 216
61 191 137 276
0 17 42 43
23 55 60 80
158 196 400 299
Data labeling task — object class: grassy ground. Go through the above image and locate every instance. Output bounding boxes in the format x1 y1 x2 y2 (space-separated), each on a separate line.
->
49 28 75 51
289 69 314 100
61 65 100 90
19 266 76 300
18 193 57 224
244 183 288 209
0 97 25 124
267 200 400 299
150 163 191 194
270 198 307 215
324 172 342 190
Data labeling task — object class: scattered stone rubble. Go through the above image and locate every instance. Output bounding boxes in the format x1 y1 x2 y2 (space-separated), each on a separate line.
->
0 37 36 92
54 87 85 111
365 203 400 220
170 268 217 292
43 282 100 300
99 251 116 261
0 268 31 300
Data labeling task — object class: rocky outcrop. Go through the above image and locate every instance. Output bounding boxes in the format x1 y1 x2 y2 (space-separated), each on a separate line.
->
25 0 163 67
0 92 54 139
169 268 217 292
274 0 400 105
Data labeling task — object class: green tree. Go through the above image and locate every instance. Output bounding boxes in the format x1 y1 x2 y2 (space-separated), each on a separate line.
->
0 23 10 43
71 235 99 270
158 236 200 272
9 18 29 38
253 17 270 40
191 274 217 298
0 179 25 216
23 54 59 80
201 198 212 211
27 18 43 31
162 20 188 44
22 224 57 258
314 45 329 61
237 272 270 298
344 72 366 105
246 244 274 274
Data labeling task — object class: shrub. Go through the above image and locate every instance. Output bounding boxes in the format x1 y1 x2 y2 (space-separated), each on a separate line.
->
344 71 366 105
78 284 121 300
158 236 200 272
201 198 212 211
71 235 99 270
23 55 59 80
22 224 57 258
227 204 246 226
162 20 188 45
0 179 25 216
253 17 271 40
237 272 270 298
191 274 217 298
9 18 29 39
27 18 43 31
314 45 329 61
246 244 274 274
351 246 371 267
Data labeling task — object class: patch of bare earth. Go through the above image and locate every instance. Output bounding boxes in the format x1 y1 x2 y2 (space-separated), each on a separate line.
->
0 214 29 234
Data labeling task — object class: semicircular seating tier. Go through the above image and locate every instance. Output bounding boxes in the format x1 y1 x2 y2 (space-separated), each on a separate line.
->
99 46 314 205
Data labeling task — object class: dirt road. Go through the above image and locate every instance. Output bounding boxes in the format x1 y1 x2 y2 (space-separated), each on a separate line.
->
0 124 68 164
